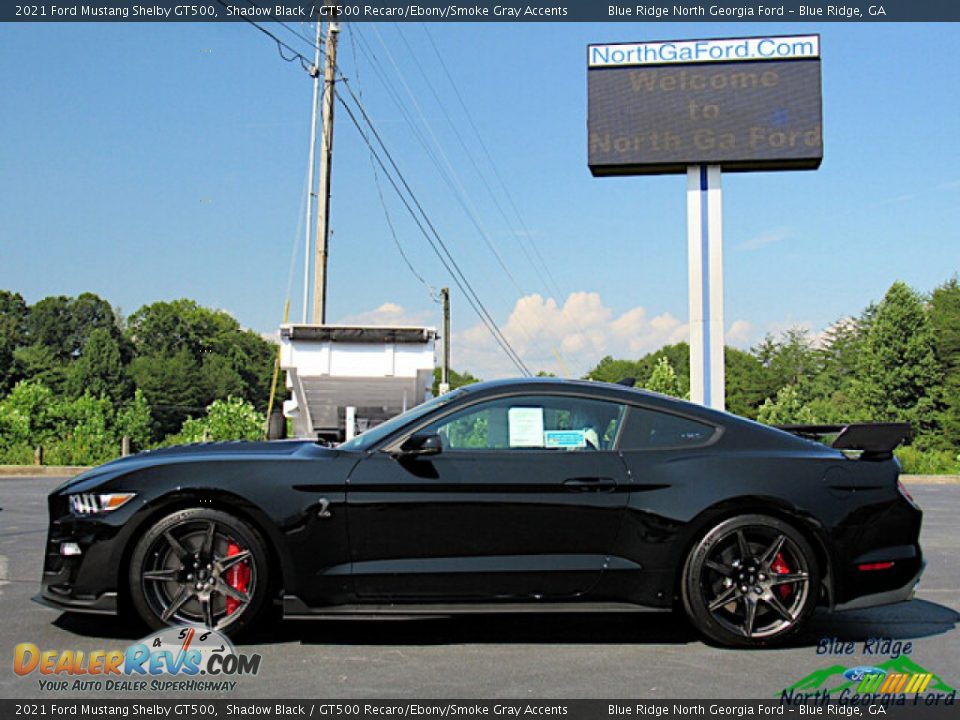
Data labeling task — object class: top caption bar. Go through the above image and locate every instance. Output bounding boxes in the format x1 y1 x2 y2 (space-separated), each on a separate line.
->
7 0 960 21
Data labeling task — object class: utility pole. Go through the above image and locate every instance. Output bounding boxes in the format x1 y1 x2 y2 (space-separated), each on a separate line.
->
302 20 322 323
439 287 451 394
312 1 339 325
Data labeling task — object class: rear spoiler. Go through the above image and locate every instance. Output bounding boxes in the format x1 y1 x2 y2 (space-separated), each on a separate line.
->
775 423 912 460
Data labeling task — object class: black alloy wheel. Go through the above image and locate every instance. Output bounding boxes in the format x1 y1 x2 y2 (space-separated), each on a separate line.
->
681 514 819 648
128 508 269 636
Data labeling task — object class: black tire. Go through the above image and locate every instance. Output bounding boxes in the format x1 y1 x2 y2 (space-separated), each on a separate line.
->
128 508 270 638
681 514 819 648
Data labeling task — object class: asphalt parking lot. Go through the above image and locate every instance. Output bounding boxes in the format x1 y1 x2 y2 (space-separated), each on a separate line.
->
1 477 957 700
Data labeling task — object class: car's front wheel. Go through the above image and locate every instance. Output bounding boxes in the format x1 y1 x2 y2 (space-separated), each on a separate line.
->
681 514 819 648
128 508 269 637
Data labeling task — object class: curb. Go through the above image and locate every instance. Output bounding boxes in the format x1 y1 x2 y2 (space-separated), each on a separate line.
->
0 465 91 479
901 474 960 485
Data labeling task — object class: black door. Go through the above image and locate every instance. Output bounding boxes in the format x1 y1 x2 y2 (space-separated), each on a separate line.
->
346 393 630 602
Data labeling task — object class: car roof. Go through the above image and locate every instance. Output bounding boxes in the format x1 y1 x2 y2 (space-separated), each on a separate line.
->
455 376 723 420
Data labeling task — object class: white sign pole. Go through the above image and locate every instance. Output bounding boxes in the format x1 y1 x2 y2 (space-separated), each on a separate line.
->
686 165 726 411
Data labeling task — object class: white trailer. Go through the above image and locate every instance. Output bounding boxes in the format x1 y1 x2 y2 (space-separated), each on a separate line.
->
280 324 437 441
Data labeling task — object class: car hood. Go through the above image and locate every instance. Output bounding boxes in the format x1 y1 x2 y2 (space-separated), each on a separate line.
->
55 440 331 492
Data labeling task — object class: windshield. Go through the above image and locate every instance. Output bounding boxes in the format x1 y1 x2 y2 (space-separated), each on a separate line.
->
337 388 468 452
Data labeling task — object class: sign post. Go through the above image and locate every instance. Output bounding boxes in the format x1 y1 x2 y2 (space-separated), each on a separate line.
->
587 35 822 410
687 165 724 410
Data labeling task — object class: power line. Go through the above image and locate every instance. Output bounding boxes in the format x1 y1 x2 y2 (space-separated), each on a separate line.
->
421 24 565 303
360 24 554 370
215 0 316 73
421 23 602 377
223 10 530 375
346 23 440 305
334 84 531 376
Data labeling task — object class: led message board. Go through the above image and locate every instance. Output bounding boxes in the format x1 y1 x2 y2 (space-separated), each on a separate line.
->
588 35 823 176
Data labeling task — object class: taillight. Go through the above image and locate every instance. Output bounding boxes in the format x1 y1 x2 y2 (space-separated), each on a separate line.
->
859 561 896 572
898 480 920 509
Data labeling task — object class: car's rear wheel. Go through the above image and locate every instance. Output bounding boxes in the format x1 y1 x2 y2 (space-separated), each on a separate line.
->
681 514 819 648
128 508 269 637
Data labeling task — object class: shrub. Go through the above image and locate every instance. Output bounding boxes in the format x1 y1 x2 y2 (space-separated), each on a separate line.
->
895 446 960 475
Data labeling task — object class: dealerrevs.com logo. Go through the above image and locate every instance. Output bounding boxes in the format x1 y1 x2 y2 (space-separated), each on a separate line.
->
13 626 261 692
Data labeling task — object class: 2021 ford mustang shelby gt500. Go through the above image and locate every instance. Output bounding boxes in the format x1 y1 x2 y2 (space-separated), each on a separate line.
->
36 378 924 647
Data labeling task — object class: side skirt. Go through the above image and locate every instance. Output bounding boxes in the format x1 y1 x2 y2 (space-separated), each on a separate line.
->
282 595 671 620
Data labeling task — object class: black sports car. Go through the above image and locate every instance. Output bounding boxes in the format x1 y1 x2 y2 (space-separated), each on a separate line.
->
36 378 924 647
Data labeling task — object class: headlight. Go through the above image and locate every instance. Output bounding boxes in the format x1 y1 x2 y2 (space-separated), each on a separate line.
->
68 493 136 515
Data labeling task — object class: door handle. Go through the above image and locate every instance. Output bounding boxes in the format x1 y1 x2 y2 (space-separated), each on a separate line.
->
563 477 616 492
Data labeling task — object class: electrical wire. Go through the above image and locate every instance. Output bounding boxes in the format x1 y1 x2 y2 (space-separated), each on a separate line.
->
346 23 440 305
421 24 596 374
361 24 554 369
335 88 531 376
220 8 531 375
421 24 565 302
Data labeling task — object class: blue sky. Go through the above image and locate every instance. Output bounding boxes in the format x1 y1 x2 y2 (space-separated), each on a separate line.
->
2 22 958 377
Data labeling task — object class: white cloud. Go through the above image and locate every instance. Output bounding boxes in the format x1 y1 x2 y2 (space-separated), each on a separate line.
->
336 302 434 328
737 228 795 251
453 291 747 380
320 295 762 380
726 319 753 347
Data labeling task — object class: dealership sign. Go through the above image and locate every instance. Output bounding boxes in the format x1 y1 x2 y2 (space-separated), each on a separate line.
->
587 35 823 175
587 35 824 411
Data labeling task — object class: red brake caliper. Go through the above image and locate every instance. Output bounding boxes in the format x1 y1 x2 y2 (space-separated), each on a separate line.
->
225 541 250 615
772 552 791 600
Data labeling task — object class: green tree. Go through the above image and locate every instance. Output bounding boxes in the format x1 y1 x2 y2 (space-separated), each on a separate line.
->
46 393 117 466
116 389 153 453
25 293 121 361
804 316 868 423
855 282 942 438
929 276 960 447
11 343 68 393
126 299 238 358
169 397 265 444
757 385 820 426
432 367 481 395
645 356 685 398
206 329 276 411
65 327 130 402
724 347 770 419
203 396 265 441
128 349 205 439
199 354 245 402
754 327 818 389
584 355 644 384
25 296 74 361
126 300 275 412
0 291 28 393
0 381 59 462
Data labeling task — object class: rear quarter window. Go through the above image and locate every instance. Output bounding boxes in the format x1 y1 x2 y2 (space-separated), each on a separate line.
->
618 406 716 450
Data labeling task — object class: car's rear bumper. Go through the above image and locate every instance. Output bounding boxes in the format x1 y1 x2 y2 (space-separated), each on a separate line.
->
833 560 925 612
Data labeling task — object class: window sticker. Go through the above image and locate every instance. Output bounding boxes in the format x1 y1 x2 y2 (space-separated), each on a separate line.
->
508 407 545 447
544 430 587 449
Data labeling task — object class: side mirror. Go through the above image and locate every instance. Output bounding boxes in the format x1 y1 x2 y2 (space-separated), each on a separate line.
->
397 431 443 457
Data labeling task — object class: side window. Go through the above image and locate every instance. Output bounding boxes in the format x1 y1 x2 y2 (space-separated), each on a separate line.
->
422 395 625 452
619 407 715 450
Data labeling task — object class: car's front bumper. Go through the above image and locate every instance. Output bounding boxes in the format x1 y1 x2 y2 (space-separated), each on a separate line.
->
33 590 118 615
833 560 925 612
